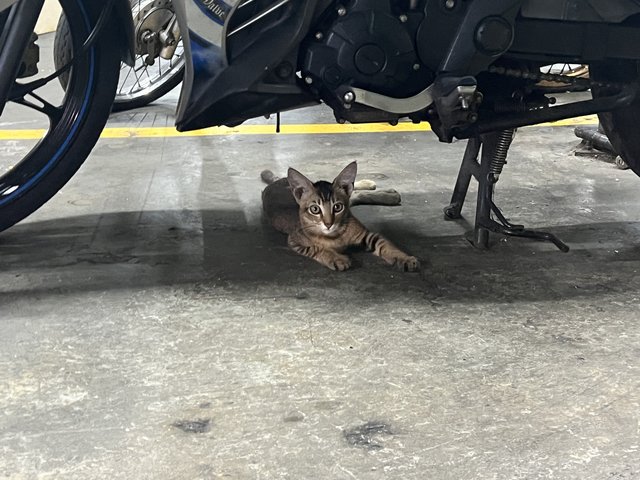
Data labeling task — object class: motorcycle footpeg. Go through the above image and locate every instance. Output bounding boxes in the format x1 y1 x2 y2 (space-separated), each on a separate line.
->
431 75 482 139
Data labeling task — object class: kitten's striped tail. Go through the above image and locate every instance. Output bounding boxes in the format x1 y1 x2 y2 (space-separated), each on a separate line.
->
260 170 280 185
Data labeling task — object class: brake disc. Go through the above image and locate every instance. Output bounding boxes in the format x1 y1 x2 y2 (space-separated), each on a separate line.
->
133 0 177 59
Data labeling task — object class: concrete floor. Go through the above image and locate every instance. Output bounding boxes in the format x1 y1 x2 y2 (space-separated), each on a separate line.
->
2 41 640 480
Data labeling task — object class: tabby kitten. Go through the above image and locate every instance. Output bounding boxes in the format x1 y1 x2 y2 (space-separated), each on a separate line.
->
261 162 420 272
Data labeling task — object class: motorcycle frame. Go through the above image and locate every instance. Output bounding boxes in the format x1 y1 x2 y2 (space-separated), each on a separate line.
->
172 0 640 135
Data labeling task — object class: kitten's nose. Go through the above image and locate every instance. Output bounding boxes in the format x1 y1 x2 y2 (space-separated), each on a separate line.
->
323 221 332 229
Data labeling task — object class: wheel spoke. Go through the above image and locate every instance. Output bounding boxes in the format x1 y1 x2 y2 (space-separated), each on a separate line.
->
131 62 144 90
12 90 63 126
143 63 152 81
109 0 186 104
119 63 135 94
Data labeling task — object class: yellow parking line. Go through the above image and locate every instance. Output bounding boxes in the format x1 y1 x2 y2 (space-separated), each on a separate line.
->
0 115 599 141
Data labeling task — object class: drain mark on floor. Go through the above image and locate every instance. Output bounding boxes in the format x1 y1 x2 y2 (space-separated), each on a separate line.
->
344 421 393 450
172 418 212 433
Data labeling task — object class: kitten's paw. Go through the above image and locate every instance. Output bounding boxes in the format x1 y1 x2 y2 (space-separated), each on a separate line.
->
397 256 420 272
329 254 352 271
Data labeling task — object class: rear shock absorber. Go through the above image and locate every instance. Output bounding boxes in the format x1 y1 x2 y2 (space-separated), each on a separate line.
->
489 129 515 182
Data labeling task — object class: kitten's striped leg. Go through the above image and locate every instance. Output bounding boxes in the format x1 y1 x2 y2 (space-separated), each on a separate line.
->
362 231 420 272
288 238 352 271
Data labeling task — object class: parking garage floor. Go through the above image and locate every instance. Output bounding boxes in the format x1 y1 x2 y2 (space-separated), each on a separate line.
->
2 80 640 478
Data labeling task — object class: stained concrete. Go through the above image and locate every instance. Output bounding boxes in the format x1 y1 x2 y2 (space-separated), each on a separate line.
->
2 39 640 480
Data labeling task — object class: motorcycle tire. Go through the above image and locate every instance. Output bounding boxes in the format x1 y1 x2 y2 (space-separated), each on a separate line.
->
55 0 185 112
0 1 120 233
591 61 640 177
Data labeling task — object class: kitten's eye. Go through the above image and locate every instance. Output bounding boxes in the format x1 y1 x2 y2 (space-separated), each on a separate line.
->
309 205 321 215
333 203 344 213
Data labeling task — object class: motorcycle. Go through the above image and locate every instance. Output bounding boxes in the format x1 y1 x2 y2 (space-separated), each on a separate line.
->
2 0 640 241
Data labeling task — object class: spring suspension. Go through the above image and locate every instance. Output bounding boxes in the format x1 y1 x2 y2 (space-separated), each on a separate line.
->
489 129 515 182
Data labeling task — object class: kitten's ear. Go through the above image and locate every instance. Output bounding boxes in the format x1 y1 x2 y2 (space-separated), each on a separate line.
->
333 161 357 197
287 167 314 204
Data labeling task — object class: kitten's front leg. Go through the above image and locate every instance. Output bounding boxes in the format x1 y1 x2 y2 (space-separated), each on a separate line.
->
288 238 352 271
361 231 420 272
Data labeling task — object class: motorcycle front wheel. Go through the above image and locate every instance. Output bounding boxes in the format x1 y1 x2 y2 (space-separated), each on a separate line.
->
591 61 640 177
56 0 184 112
0 0 120 232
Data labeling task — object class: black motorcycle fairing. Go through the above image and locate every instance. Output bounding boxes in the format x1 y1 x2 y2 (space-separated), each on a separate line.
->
419 0 640 74
521 0 640 23
112 0 136 66
175 0 324 131
508 19 640 63
435 0 523 75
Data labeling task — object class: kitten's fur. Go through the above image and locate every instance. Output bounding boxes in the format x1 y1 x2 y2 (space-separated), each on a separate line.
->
261 162 419 272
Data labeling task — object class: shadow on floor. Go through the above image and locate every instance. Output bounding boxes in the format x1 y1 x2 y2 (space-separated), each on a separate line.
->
1 209 640 305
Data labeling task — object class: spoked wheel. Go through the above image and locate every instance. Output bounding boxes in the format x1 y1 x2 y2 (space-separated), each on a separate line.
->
0 0 120 232
114 0 184 111
541 63 590 78
537 63 590 91
55 0 184 112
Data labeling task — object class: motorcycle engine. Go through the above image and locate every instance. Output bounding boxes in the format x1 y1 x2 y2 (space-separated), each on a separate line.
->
301 0 434 123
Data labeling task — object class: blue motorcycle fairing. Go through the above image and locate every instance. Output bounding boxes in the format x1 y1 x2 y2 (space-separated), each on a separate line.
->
174 0 322 131
522 0 640 22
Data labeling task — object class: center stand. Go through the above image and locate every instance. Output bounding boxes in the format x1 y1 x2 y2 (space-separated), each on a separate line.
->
444 130 570 252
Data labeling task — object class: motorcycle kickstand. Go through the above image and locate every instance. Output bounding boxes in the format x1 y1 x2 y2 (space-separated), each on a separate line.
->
443 130 570 252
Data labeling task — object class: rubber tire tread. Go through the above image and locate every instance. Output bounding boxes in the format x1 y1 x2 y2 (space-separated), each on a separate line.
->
53 13 72 90
591 61 640 177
